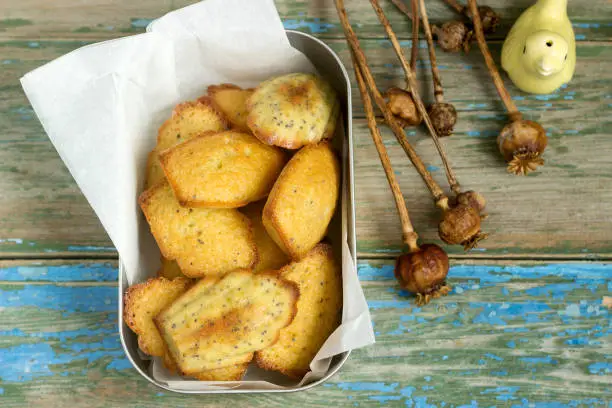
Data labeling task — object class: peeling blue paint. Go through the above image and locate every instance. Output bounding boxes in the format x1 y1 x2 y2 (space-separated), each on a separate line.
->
0 264 117 282
370 395 402 403
572 22 601 28
520 356 558 365
107 358 133 370
587 362 611 375
0 326 115 340
534 94 558 101
368 300 414 310
0 285 116 314
565 337 601 346
282 19 335 34
0 341 130 382
359 263 612 283
470 302 552 326
395 40 428 49
67 245 116 252
333 382 399 392
484 353 503 361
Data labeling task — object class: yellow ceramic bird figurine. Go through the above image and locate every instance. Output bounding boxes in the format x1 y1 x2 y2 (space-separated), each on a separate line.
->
501 0 576 94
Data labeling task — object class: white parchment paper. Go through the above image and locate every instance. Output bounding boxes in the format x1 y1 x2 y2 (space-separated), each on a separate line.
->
21 0 375 390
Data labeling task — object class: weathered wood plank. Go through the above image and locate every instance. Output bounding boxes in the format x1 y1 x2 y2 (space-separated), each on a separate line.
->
0 260 609 406
1 40 611 257
0 0 610 41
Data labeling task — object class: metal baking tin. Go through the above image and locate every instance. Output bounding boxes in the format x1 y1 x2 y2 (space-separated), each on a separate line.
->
119 29 355 393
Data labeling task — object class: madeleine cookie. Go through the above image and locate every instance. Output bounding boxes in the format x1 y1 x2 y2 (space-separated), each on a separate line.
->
123 276 192 357
207 84 254 131
146 98 228 191
157 98 228 151
156 270 298 375
139 182 257 277
247 73 339 149
255 244 341 378
159 131 286 208
263 142 340 259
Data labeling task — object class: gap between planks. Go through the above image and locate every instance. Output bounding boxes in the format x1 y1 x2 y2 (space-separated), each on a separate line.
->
2 254 612 263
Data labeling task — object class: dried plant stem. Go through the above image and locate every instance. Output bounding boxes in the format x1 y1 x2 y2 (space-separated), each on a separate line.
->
334 0 446 202
390 0 413 19
419 0 444 104
443 0 466 14
351 51 419 251
369 0 461 194
389 0 418 72
467 0 521 122
410 0 419 72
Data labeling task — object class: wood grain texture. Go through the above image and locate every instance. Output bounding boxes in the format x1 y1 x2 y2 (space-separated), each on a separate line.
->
1 39 611 257
0 260 609 407
0 0 609 41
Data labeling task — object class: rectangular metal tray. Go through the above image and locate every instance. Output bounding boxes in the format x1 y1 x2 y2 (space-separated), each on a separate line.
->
119 29 355 394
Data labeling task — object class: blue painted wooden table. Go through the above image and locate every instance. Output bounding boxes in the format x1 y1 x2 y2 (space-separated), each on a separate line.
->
1 261 609 406
1 0 611 406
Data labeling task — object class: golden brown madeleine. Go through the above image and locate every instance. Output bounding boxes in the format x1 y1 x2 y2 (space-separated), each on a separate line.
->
247 73 339 149
157 275 252 381
123 277 192 356
157 98 228 151
155 270 299 376
190 362 252 381
241 201 290 273
207 84 254 132
138 182 257 278
145 98 228 192
255 243 342 378
159 131 287 208
263 142 340 259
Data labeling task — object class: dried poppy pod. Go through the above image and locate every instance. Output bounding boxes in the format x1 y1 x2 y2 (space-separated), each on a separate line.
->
432 21 473 53
456 190 486 213
498 119 548 175
442 0 500 34
427 102 457 136
386 87 422 127
437 196 487 250
395 243 451 306
467 0 548 175
466 5 500 34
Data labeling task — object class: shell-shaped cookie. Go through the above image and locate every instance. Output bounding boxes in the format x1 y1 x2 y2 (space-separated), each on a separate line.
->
247 73 339 149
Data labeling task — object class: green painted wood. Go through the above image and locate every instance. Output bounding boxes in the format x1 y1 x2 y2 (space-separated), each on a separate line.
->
1 39 611 257
0 0 609 41
0 260 609 406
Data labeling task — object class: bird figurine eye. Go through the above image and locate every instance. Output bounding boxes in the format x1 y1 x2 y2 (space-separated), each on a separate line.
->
564 54 567 61
523 45 526 54
546 40 553 47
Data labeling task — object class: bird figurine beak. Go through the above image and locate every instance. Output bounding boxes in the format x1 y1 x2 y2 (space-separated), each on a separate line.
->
536 57 558 76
